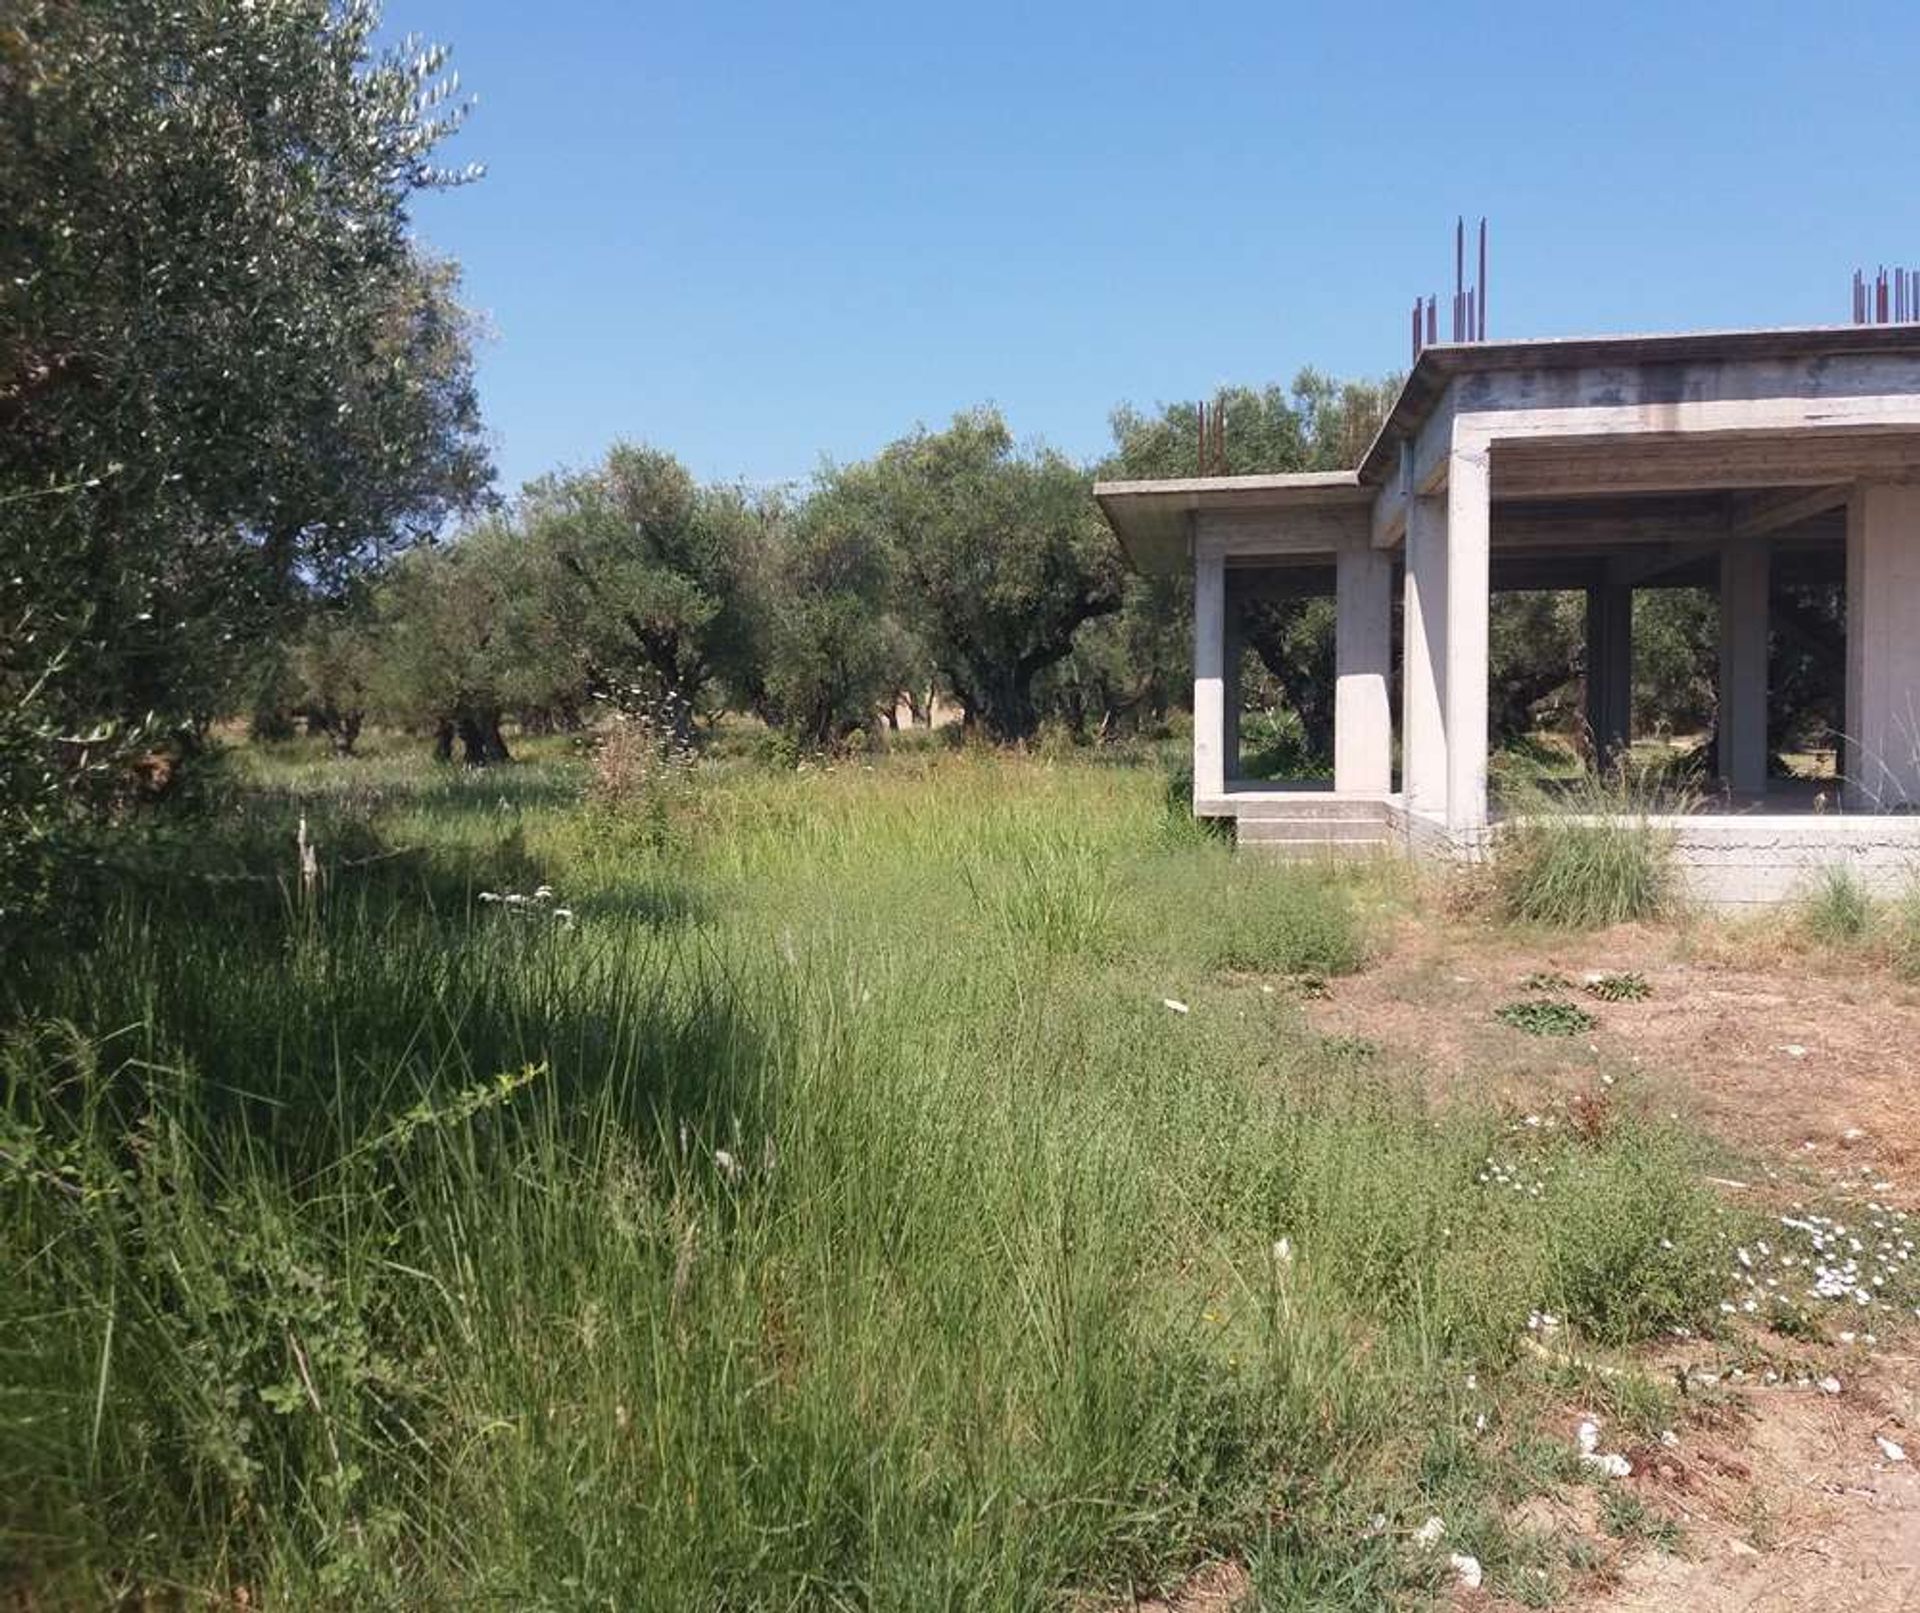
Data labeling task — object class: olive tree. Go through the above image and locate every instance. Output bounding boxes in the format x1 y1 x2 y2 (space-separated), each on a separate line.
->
0 0 490 748
516 447 764 740
827 410 1122 742
755 492 915 749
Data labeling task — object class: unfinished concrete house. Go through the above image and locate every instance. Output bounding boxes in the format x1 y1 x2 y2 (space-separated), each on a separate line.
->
1095 323 1920 906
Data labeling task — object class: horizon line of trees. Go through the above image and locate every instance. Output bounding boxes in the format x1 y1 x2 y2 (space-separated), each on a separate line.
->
272 373 1405 763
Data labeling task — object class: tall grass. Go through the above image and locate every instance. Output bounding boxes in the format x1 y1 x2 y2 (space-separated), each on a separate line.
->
1798 863 1873 945
1493 770 1687 929
2 738 1736 1607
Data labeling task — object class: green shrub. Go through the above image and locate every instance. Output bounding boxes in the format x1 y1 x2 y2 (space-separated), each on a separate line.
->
1493 774 1683 929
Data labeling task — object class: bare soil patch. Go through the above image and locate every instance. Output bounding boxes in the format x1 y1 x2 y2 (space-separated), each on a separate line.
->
1312 916 1920 1178
1309 914 1920 1610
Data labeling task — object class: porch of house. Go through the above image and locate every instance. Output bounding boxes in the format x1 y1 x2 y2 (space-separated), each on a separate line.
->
1095 327 1920 906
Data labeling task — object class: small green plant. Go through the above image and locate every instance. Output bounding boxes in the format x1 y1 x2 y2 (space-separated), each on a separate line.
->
1494 772 1685 929
1600 1490 1682 1552
1496 998 1597 1037
1584 971 1650 1003
1799 863 1872 944
1522 970 1573 992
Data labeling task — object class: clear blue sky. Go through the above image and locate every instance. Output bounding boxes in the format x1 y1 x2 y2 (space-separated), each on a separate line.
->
392 0 1920 496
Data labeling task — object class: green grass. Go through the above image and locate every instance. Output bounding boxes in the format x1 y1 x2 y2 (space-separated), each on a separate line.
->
1493 772 1687 930
1 735 1746 1608
1799 862 1874 945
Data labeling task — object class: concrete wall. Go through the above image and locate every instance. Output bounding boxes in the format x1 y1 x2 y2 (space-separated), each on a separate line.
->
1382 805 1920 909
1664 816 1920 908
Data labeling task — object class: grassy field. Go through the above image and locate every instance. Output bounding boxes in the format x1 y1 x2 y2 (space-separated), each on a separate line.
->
2 733 1758 1608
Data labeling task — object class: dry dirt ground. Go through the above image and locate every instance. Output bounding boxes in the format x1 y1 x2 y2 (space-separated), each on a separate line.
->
1307 915 1920 1611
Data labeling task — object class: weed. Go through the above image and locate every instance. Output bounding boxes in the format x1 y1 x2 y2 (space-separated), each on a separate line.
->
1522 969 1574 992
1496 999 1598 1038
1600 1490 1682 1552
1584 971 1650 1003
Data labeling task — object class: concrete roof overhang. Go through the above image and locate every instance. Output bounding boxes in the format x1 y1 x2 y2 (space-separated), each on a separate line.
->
1091 471 1370 574
1356 323 1920 486
1097 325 1920 575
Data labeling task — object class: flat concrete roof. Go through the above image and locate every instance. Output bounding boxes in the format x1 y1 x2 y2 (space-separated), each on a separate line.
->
1097 323 1920 571
1355 322 1920 484
1092 470 1369 572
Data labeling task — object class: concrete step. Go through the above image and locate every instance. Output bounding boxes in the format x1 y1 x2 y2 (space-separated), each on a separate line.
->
1236 816 1392 844
1230 797 1392 824
1239 836 1393 860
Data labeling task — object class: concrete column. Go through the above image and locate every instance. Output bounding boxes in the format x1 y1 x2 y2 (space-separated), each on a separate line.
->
1192 539 1226 805
1335 543 1393 794
1222 579 1242 784
1402 494 1449 815
1845 485 1920 809
1584 582 1634 770
1444 443 1492 836
1717 540 1770 795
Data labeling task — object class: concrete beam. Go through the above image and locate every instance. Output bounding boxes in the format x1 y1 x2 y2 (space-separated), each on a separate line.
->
1494 433 1920 499
1334 544 1393 794
1729 484 1850 540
